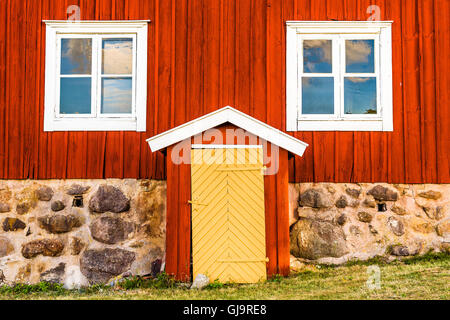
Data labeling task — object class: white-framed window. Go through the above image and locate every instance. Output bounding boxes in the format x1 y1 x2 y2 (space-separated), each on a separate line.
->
286 21 393 131
43 20 149 132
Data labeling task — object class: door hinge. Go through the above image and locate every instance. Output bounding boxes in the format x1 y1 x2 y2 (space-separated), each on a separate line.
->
188 200 208 206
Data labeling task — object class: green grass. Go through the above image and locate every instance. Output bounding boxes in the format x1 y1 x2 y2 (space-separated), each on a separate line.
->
0 253 448 300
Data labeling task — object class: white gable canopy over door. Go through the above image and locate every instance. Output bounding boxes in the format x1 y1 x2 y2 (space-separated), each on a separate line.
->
146 106 309 157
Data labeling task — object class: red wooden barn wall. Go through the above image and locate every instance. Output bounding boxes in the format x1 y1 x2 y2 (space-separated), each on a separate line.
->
165 124 290 280
0 0 448 184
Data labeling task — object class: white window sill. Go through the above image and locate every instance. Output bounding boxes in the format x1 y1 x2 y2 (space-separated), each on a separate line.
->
44 118 144 132
294 120 392 132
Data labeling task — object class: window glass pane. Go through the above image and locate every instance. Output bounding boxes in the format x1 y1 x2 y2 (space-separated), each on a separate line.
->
102 39 133 75
346 40 375 73
302 77 334 114
303 40 332 73
60 78 91 114
101 78 133 114
344 77 377 114
61 39 92 75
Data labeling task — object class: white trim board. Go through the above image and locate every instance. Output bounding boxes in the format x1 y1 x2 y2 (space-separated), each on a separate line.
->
147 106 309 157
285 20 393 132
43 20 149 132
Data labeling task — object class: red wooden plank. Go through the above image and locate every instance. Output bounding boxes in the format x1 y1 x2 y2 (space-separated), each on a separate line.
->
203 0 220 113
86 133 106 179
402 0 423 183
177 146 191 281
186 0 204 121
104 132 123 178
6 0 24 178
0 0 7 179
264 173 278 277
276 148 290 276
222 0 236 106
250 0 267 123
418 0 437 183
165 145 179 278
387 0 406 183
434 0 450 183
235 0 251 115
335 132 355 182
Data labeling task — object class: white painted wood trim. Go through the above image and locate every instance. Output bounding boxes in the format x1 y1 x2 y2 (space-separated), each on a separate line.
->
146 106 309 157
44 23 57 132
286 25 297 131
297 120 383 131
136 25 148 132
286 21 393 28
49 118 138 131
43 20 149 132
286 21 393 132
380 25 393 131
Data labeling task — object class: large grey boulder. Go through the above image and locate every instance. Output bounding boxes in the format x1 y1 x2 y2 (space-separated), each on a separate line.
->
299 189 332 208
80 248 136 284
290 219 348 260
89 185 130 213
90 216 134 244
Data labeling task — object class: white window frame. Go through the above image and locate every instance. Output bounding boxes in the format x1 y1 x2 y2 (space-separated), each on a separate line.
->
286 21 393 132
43 20 149 132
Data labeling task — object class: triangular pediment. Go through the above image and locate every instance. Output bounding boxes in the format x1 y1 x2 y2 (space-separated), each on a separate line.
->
146 106 308 157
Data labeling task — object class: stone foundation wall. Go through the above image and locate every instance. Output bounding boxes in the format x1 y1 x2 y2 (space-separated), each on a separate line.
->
289 183 449 265
1 179 449 287
0 179 166 288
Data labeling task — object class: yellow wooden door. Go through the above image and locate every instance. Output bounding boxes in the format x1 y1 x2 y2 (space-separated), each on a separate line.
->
191 147 267 283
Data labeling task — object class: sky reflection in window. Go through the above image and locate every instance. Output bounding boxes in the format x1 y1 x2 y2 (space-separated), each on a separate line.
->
303 40 332 73
61 39 92 75
344 77 377 114
346 40 375 73
101 78 133 114
60 78 92 114
102 38 133 75
302 77 334 114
